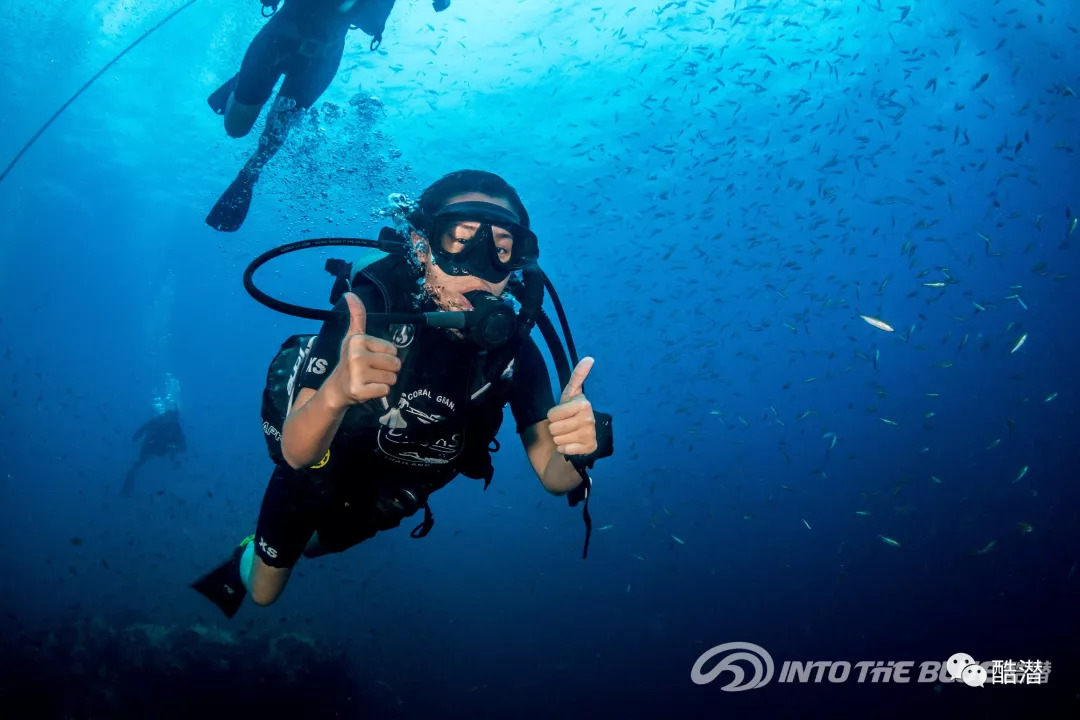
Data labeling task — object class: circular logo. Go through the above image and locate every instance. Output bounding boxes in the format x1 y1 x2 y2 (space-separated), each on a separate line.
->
390 324 416 348
309 449 330 469
691 642 775 691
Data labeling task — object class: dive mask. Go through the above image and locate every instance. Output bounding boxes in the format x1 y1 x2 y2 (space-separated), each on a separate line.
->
413 201 538 284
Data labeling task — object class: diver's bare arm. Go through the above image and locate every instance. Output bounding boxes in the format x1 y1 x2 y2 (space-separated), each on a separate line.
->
521 420 583 496
280 385 349 469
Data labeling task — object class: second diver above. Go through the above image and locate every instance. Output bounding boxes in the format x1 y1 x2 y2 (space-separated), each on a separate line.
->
206 0 452 232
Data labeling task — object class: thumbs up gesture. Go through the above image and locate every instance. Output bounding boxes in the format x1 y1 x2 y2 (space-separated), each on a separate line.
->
546 357 598 456
329 292 402 406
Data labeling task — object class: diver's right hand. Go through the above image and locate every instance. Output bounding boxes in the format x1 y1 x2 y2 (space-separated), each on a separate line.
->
328 292 400 407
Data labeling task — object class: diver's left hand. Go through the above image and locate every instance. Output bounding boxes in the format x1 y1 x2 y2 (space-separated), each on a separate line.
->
547 357 597 456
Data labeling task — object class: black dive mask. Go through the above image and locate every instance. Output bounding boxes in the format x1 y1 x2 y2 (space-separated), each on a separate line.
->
418 201 539 284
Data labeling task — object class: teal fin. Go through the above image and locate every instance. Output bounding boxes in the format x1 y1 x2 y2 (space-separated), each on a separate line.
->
208 74 238 116
191 545 247 619
206 172 256 232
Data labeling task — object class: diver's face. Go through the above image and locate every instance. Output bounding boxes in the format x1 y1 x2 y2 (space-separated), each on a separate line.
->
411 192 514 311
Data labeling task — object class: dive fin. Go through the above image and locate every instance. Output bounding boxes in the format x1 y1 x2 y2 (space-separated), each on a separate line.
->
208 74 238 116
191 546 248 619
206 171 257 232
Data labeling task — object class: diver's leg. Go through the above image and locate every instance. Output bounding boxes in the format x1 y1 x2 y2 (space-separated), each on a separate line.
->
121 468 135 496
241 95 305 177
191 464 319 615
275 34 345 126
243 462 332 606
206 95 303 232
220 20 289 137
223 95 264 139
120 458 144 497
247 33 345 171
206 38 340 232
241 538 293 606
206 22 295 231
121 473 132 496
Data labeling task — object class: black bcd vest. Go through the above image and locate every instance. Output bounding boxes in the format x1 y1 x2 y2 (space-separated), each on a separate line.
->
260 255 513 490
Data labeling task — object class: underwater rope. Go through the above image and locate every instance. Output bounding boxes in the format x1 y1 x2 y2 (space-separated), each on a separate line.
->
0 0 200 185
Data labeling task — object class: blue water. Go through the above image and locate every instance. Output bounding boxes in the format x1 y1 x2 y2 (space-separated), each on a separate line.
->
1 1 1078 717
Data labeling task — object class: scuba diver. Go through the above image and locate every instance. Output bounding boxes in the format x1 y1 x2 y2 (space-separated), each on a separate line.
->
122 408 186 496
193 169 613 618
205 0 452 233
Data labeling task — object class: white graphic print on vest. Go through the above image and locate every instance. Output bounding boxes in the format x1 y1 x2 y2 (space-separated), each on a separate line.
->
375 388 463 467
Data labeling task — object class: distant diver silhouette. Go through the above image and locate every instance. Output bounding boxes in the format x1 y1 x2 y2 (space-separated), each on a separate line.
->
122 408 187 496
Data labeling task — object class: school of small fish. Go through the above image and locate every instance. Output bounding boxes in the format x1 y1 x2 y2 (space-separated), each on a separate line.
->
509 0 1076 567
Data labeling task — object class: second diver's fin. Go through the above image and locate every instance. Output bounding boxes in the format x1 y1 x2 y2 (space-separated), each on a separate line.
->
206 171 257 233
191 540 250 619
208 74 239 116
